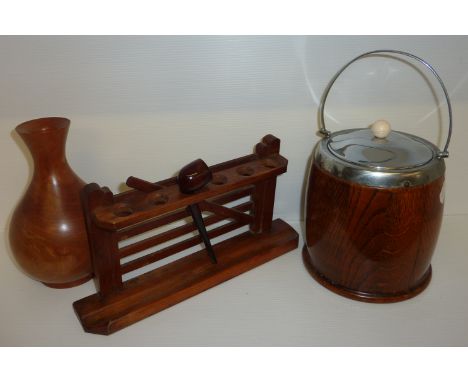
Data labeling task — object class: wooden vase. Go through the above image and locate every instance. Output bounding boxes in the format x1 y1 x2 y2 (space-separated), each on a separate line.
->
303 162 444 303
9 117 92 288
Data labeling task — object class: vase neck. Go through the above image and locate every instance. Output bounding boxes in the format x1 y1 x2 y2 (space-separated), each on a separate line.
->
16 117 71 173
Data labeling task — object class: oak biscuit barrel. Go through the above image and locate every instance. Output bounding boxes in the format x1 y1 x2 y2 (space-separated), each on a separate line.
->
303 50 452 303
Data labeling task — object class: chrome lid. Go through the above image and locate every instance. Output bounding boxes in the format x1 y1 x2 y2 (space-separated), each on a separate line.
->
318 50 453 160
328 128 435 170
313 50 451 188
315 126 445 188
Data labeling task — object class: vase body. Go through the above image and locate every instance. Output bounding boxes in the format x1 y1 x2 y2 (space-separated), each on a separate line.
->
9 117 92 288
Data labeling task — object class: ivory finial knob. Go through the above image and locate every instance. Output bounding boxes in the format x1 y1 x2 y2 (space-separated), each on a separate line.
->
371 120 391 139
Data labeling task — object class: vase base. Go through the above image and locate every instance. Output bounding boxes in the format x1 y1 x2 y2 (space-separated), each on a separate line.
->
42 274 93 289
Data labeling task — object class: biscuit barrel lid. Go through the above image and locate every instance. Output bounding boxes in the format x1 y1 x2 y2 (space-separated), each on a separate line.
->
315 50 452 188
328 120 435 170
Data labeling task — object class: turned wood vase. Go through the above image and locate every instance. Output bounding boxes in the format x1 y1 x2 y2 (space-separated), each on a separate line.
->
9 117 92 288
303 50 452 302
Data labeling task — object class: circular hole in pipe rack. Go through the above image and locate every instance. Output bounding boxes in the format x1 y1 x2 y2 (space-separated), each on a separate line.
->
237 166 254 177
146 192 169 205
113 203 134 217
211 174 228 185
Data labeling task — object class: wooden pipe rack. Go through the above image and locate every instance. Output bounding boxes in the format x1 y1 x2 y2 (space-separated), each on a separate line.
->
73 135 298 335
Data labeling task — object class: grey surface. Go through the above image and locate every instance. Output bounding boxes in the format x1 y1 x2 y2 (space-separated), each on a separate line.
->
1 217 467 346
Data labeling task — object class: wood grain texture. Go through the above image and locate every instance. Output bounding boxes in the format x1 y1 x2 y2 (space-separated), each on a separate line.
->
74 135 298 334
74 219 298 335
9 117 92 288
304 162 444 302
92 153 287 231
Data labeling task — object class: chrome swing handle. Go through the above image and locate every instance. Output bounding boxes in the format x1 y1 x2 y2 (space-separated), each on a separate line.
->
318 49 453 159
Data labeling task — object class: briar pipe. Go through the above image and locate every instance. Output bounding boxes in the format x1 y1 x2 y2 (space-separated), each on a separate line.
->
177 159 217 264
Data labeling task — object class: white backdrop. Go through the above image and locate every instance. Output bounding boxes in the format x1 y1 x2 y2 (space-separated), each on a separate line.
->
1 35 467 233
2 35 468 346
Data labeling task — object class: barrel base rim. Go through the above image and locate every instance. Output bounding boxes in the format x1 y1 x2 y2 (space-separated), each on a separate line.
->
302 245 432 303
